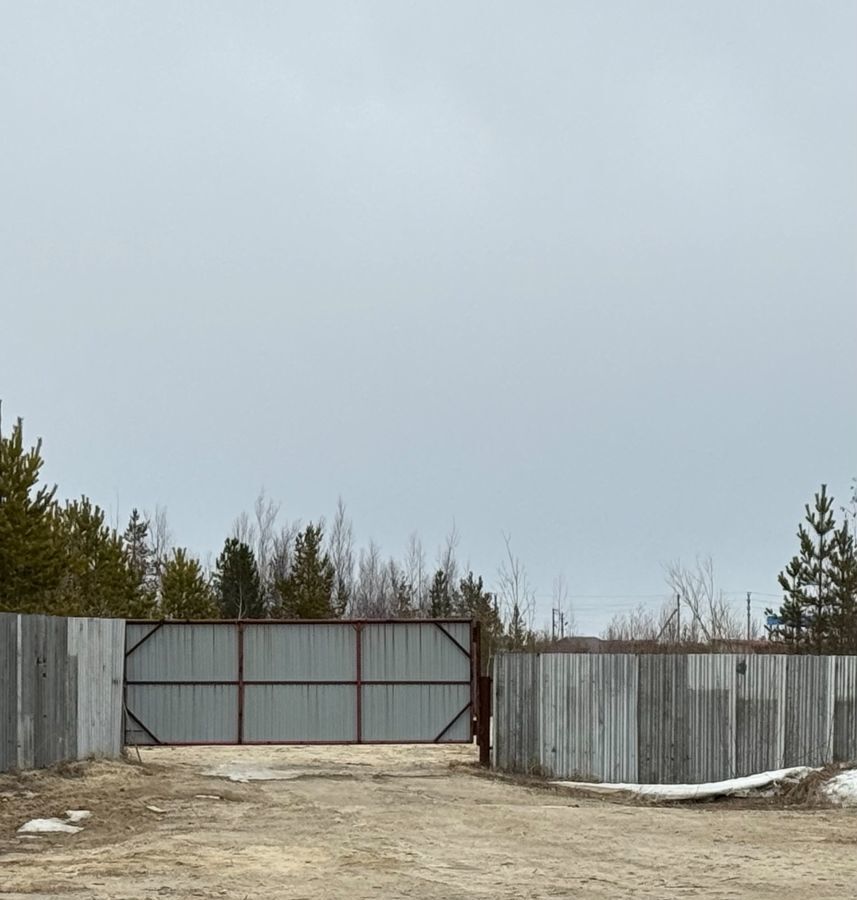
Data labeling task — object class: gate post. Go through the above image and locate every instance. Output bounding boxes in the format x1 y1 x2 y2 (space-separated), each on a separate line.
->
477 674 492 767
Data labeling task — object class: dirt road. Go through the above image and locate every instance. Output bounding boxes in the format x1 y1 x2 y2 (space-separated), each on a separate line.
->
1 745 856 899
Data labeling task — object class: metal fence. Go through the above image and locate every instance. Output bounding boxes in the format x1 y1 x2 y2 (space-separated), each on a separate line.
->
0 613 126 773
124 619 477 746
493 652 857 783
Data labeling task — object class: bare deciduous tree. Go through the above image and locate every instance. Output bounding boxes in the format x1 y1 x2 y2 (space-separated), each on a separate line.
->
437 522 460 594
353 539 386 618
145 505 173 588
666 557 745 644
601 558 750 648
230 490 281 613
497 532 534 648
551 572 577 638
254 490 279 592
602 603 671 643
327 497 354 616
404 531 428 613
269 520 301 591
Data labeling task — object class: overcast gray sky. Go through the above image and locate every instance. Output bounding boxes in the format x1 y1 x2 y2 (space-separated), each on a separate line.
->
2 2 855 632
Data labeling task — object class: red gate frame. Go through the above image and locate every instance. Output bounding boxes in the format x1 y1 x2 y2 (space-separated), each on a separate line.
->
124 618 481 747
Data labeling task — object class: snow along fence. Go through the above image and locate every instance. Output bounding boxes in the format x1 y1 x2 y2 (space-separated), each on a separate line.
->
0 613 126 772
493 652 857 783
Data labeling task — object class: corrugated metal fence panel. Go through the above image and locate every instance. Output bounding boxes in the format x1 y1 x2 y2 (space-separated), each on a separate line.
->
594 655 638 783
637 655 688 783
736 654 786 776
67 617 126 758
492 653 539 772
361 622 471 681
243 623 356 681
125 623 237 682
20 615 76 769
0 613 124 773
244 685 356 742
784 655 835 767
540 655 637 781
685 655 736 782
0 614 18 772
494 652 857 783
833 657 857 763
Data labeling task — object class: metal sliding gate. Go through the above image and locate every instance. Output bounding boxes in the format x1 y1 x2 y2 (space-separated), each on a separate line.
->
124 619 479 746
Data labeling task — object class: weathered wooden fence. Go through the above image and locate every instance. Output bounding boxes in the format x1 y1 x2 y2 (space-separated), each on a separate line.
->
0 613 126 772
493 652 857 783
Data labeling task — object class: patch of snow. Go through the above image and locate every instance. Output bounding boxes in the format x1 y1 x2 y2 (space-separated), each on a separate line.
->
65 810 91 823
193 794 223 800
17 818 83 835
824 769 857 806
552 766 817 801
201 763 301 783
146 804 166 813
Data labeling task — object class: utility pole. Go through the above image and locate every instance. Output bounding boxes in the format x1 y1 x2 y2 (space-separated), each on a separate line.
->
746 592 752 642
675 593 681 644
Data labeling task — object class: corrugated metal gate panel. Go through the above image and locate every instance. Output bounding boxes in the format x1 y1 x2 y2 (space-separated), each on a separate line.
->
361 622 472 681
126 623 238 682
124 619 475 746
127 684 239 744
244 684 356 742
244 623 355 681
361 684 471 741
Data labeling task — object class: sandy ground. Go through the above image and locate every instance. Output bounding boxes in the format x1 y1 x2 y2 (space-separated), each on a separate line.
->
2 745 857 899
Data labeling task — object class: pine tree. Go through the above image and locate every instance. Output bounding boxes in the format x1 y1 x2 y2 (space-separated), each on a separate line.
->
392 575 414 618
123 508 157 610
767 557 806 648
55 497 151 617
0 417 63 612
160 548 216 619
830 521 857 652
505 601 530 651
274 523 337 618
214 537 264 618
458 571 504 672
428 568 455 617
770 485 838 652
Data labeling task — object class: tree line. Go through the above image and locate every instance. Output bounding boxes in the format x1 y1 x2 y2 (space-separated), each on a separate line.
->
3 413 854 656
1 416 532 666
